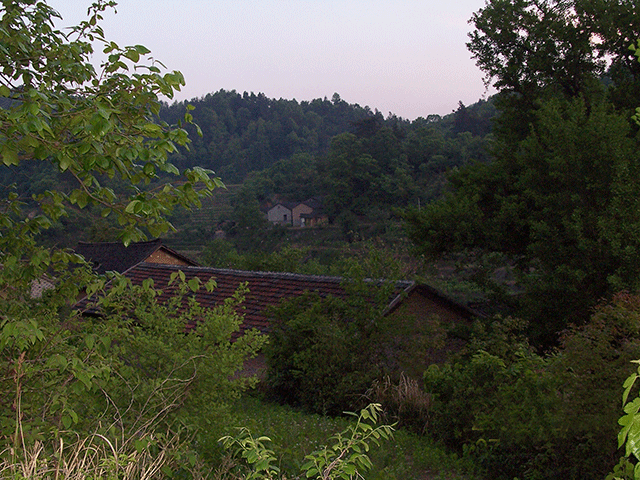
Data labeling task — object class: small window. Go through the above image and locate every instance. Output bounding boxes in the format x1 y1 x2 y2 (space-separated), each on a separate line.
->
283 214 288 221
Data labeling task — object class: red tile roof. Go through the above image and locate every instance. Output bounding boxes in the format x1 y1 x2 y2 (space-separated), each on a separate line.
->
78 263 415 336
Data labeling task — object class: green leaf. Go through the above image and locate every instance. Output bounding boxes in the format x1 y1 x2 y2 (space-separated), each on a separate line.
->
125 200 141 214
125 49 140 62
59 155 72 171
1 149 18 166
135 44 151 54
62 414 72 429
188 277 200 292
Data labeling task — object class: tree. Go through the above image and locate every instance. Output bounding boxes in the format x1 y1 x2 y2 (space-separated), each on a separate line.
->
0 0 222 246
404 0 640 343
0 0 258 469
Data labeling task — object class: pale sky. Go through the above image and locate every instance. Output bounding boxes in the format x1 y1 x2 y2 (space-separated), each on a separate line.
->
49 0 492 120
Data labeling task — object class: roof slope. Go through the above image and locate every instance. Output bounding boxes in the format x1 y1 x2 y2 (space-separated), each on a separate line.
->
75 239 197 274
78 263 414 335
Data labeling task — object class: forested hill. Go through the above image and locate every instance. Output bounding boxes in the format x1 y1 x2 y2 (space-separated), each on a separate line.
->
0 89 494 246
159 89 495 183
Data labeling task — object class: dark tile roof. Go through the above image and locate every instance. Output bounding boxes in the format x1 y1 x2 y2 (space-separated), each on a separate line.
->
270 202 298 211
300 197 323 210
386 283 484 320
75 239 197 274
77 263 414 336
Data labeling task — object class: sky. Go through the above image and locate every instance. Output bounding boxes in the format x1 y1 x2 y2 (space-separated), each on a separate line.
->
49 0 492 121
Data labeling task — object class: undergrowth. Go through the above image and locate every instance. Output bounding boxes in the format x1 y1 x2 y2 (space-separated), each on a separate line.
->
220 395 476 480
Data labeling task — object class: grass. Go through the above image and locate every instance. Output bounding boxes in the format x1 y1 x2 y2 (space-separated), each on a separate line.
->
218 394 477 480
1 393 477 480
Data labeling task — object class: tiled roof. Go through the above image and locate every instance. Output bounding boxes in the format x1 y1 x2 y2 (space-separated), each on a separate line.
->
300 197 323 210
75 239 197 274
77 263 414 336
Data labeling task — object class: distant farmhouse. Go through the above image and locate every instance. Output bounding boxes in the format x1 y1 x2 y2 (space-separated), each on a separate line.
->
74 238 198 274
266 198 327 227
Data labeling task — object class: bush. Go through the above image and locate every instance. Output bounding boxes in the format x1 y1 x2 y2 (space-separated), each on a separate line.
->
1 267 266 475
218 403 395 480
422 296 640 480
263 292 382 415
366 373 432 434
264 270 401 415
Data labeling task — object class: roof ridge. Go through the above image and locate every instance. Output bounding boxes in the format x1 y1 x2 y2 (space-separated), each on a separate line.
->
134 263 346 283
133 263 415 288
77 238 162 246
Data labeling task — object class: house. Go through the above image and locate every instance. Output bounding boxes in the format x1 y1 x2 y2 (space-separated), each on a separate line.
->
383 283 481 375
77 263 413 333
266 203 295 225
30 275 56 299
73 238 482 375
75 260 481 374
266 198 327 227
292 198 327 227
74 238 198 275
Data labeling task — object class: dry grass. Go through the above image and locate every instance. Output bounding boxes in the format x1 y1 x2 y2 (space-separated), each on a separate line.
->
0 429 209 480
367 373 431 433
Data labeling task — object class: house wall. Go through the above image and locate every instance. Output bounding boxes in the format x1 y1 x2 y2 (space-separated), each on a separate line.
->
292 203 313 227
146 249 192 266
304 214 328 227
384 289 473 378
267 204 292 225
30 278 55 299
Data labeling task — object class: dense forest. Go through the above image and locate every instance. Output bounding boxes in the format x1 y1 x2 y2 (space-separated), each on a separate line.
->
0 88 496 250
159 89 493 189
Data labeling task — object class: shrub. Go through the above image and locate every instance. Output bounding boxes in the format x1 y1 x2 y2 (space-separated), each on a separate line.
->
422 295 640 480
366 374 431 434
1 268 266 476
264 292 383 415
264 271 400 415
218 403 395 480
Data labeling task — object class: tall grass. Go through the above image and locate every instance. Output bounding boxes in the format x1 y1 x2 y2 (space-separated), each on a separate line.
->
220 395 477 480
0 429 209 480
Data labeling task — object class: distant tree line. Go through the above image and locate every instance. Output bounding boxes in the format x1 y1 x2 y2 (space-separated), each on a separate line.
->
159 90 381 183
1 88 495 246
159 89 494 189
233 97 495 225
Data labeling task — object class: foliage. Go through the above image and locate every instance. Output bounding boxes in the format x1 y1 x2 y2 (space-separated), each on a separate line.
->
365 374 431 435
0 3 264 478
201 236 413 282
422 294 640 480
159 90 377 183
264 271 400 415
84 274 266 435
0 0 222 246
219 403 395 480
405 0 640 343
223 396 475 480
468 0 640 109
264 294 379 415
607 359 640 480
1 426 210 480
1 268 265 470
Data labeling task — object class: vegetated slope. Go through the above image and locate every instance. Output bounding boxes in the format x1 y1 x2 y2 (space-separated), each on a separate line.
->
0 90 495 250
159 89 495 184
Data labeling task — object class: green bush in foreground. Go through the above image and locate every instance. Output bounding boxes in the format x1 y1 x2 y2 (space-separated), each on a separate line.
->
423 293 640 480
608 360 640 480
219 403 394 480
